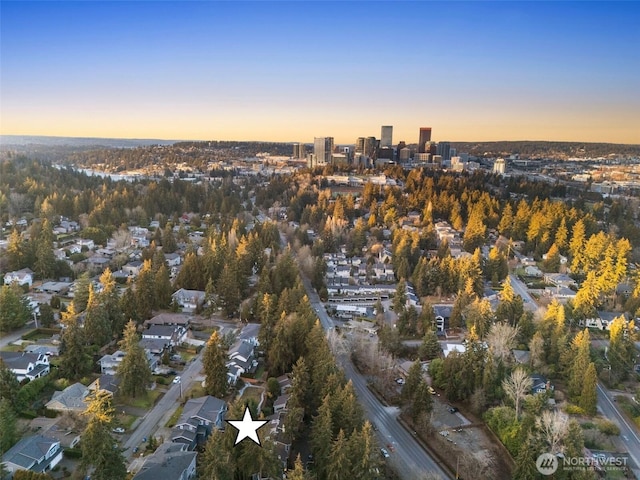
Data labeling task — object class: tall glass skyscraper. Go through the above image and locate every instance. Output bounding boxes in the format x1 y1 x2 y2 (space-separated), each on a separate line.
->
314 137 334 165
418 127 432 153
380 126 393 148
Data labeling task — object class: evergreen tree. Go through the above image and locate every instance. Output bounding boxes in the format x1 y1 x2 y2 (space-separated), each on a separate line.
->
542 243 561 272
199 429 234 480
495 276 524 327
327 429 350 480
84 285 111 346
153 263 172 309
59 304 92 380
117 320 151 398
97 268 125 337
311 395 333 480
34 218 56 280
288 454 308 480
203 331 228 397
218 259 241 317
0 284 32 332
463 207 487 252
6 229 24 271
0 359 21 410
120 284 140 325
569 219 586 274
402 360 423 402
81 388 127 480
0 398 17 453
409 380 433 424
393 279 407 315
135 260 155 319
497 203 514 238
162 224 178 253
608 315 635 384
73 271 91 313
418 330 441 360
554 217 569 253
580 362 598 415
568 329 591 400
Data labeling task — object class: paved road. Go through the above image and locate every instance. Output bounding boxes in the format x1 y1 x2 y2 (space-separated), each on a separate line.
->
597 383 640 479
508 274 537 312
300 273 452 480
0 323 35 348
123 354 203 460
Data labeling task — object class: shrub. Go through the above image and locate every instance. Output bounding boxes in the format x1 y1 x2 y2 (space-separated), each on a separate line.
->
596 418 620 436
564 404 586 415
64 447 83 459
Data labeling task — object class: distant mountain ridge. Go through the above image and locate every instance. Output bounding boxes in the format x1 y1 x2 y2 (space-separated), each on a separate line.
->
449 140 640 159
0 135 177 148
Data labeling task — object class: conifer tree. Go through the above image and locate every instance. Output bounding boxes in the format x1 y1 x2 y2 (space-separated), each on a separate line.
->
419 330 442 360
580 362 598 416
203 331 228 398
117 320 151 398
0 284 32 332
59 304 92 380
568 329 591 400
0 398 17 453
84 284 111 346
81 388 127 480
73 271 91 313
402 360 423 402
327 429 350 480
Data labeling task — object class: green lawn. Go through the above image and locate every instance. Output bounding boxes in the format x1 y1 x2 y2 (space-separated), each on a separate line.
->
165 405 184 428
122 390 162 409
115 413 137 429
240 386 264 406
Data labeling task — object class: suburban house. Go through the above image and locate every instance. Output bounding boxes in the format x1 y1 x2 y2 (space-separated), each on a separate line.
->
142 324 187 347
545 285 577 303
433 304 453 333
171 396 227 450
4 267 34 286
122 261 143 277
133 443 197 480
543 273 578 289
30 418 81 449
226 340 258 384
45 382 89 413
277 374 292 393
273 393 290 413
98 350 158 375
583 311 629 331
531 374 553 394
165 253 182 267
524 265 543 278
1 435 62 475
88 374 121 397
171 288 206 313
0 351 50 382
146 312 191 328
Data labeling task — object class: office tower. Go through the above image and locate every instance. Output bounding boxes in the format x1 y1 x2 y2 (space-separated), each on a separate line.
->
314 137 334 165
450 147 457 158
418 127 432 153
425 141 437 155
380 126 393 148
364 137 378 158
355 137 366 155
399 147 412 161
437 141 451 161
493 158 506 174
292 143 305 159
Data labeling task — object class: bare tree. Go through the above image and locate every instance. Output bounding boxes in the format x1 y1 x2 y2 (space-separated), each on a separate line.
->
112 228 132 249
326 328 348 357
502 368 533 420
529 331 545 371
486 322 519 364
536 410 569 455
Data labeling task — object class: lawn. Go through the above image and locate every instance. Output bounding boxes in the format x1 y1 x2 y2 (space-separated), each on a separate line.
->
122 390 162 409
165 405 184 428
114 413 137 429
240 386 264 407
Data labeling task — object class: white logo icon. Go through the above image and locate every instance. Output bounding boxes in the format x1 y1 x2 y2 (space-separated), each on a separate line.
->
536 453 559 475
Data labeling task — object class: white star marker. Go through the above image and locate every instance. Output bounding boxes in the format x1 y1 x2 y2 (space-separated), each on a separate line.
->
227 406 268 446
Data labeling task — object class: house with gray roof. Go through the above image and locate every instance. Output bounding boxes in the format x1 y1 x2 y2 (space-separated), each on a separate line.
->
1 435 62 475
171 396 227 450
0 351 50 382
133 443 196 480
45 382 89 412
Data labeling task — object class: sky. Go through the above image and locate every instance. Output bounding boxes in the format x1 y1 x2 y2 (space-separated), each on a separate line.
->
1 1 639 145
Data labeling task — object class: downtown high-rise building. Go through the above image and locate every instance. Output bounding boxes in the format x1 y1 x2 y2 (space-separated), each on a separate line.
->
380 126 393 148
314 137 334 165
418 127 432 153
437 141 451 160
292 143 305 159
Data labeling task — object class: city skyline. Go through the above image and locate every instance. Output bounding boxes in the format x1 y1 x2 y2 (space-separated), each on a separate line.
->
1 1 639 144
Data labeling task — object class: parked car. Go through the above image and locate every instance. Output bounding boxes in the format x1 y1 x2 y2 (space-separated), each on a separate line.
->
448 406 458 413
395 378 405 385
112 427 125 434
427 386 436 395
380 448 390 458
173 376 181 384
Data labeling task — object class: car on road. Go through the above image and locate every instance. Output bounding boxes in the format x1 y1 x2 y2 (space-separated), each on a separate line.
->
132 447 138 453
380 448 390 458
395 378 405 385
427 386 436 395
173 376 181 384
112 427 125 434
448 406 458 413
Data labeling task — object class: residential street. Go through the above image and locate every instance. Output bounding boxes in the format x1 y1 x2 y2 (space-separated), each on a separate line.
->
0 323 35 348
508 274 538 312
299 272 452 480
123 354 203 461
596 383 640 479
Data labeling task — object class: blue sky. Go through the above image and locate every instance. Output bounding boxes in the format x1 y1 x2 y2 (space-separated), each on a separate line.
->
1 1 639 143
